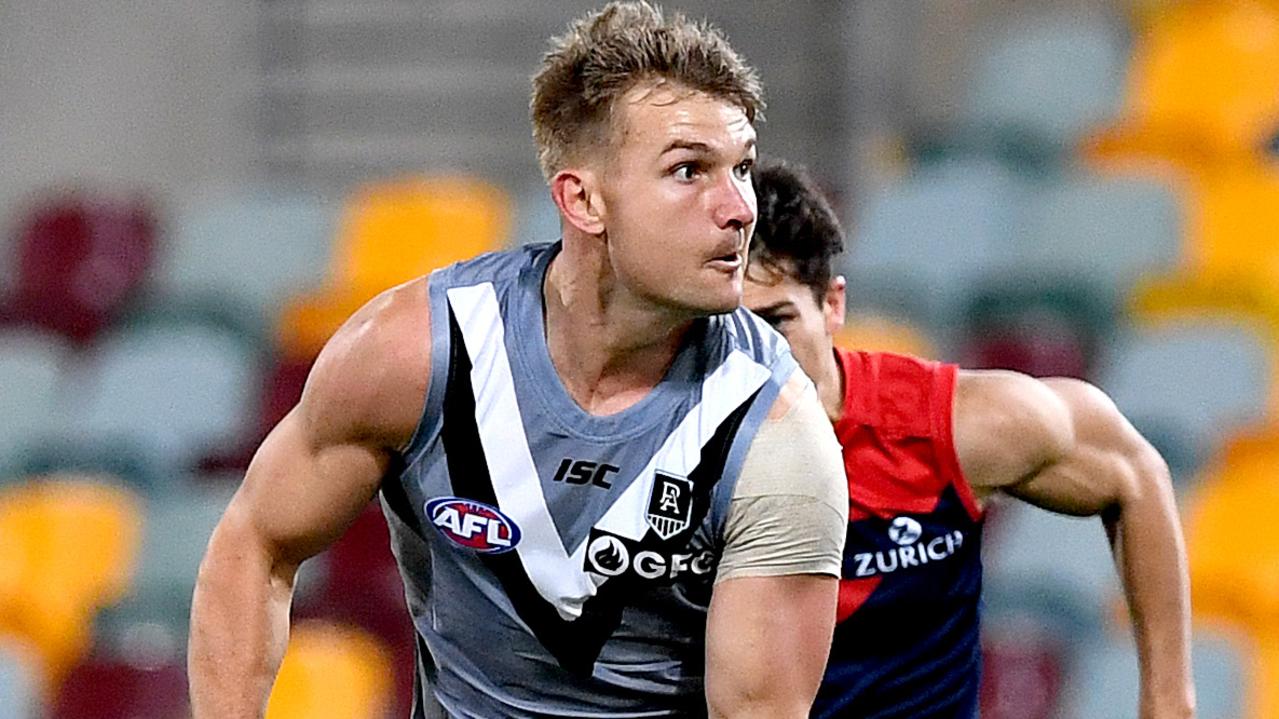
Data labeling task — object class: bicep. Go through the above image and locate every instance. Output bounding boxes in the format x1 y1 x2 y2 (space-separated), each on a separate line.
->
1000 378 1160 517
212 279 431 567
228 408 390 567
705 574 837 719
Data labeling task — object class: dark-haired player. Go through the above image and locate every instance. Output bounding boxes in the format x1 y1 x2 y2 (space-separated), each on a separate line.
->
744 158 1194 719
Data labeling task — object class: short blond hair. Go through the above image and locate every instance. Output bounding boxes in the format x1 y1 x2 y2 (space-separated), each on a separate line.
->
530 1 764 180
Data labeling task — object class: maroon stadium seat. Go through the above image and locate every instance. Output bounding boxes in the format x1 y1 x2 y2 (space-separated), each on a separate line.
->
296 502 415 715
52 654 187 719
2 193 156 344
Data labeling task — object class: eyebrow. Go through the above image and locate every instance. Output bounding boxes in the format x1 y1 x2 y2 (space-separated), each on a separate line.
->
750 300 796 316
659 138 757 156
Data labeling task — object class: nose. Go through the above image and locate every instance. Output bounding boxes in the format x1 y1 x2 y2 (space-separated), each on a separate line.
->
712 171 755 232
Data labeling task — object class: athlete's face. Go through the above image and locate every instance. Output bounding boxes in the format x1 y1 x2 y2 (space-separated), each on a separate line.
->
743 261 846 382
598 83 757 316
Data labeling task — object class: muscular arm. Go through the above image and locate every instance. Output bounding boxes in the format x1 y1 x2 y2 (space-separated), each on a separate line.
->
956 371 1194 719
706 375 847 718
188 281 430 718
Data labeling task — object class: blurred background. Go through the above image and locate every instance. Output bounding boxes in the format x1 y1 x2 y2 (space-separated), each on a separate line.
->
1 0 1277 716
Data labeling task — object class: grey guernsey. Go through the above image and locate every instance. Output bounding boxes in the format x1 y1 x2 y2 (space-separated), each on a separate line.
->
380 242 800 718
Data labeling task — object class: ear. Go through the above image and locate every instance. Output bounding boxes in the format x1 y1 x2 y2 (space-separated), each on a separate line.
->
823 275 847 336
550 168 606 236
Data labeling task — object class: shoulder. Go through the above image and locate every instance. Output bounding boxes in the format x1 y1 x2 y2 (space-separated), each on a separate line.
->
298 277 432 452
737 372 845 508
953 370 1093 489
837 349 953 433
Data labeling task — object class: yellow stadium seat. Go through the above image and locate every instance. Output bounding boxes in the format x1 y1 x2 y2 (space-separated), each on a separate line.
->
278 176 511 358
265 621 393 719
834 314 936 359
1188 166 1279 280
1085 0 1279 172
0 476 142 688
1185 439 1279 629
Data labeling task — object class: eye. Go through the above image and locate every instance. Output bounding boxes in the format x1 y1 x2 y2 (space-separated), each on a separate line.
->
760 313 790 329
734 158 754 180
673 162 701 181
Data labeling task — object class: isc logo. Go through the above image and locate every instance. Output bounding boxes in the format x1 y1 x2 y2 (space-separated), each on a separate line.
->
425 497 522 554
551 458 619 489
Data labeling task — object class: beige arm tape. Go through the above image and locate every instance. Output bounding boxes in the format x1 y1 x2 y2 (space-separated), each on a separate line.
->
715 375 849 583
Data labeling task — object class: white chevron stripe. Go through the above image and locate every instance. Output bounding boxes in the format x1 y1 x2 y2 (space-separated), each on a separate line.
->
448 283 594 620
589 350 771 544
448 282 775 618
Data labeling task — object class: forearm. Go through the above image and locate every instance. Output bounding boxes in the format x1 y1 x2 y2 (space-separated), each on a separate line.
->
189 518 298 718
1109 458 1194 718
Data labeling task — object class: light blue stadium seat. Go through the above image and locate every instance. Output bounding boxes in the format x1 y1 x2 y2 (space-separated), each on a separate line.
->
0 640 39 719
157 193 337 333
514 187 562 247
1097 319 1270 457
0 329 71 472
849 158 1023 330
70 321 261 480
962 14 1126 147
95 484 235 659
982 502 1118 638
1059 627 1246 719
1018 172 1183 299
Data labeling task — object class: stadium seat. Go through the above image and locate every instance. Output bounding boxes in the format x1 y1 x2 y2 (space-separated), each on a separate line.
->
1185 439 1279 629
1096 318 1271 456
514 185 562 246
960 280 1113 379
0 329 70 471
1059 626 1247 719
850 158 1021 328
199 354 314 475
1188 165 1279 283
278 176 511 358
297 502 414 715
962 14 1126 150
71 319 262 479
264 620 394 719
1086 0 1279 172
0 476 143 688
833 313 936 359
1016 171 1183 300
983 502 1118 637
0 640 39 719
0 193 156 344
980 619 1069 719
157 193 338 337
51 654 187 719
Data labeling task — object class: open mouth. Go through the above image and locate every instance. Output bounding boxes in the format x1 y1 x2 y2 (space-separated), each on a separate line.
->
708 252 741 270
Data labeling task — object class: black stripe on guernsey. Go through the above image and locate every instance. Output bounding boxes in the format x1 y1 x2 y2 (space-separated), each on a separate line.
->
380 454 427 540
441 307 761 675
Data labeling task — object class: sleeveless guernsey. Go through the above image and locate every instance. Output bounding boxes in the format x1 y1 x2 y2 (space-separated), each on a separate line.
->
380 242 801 718
814 349 985 719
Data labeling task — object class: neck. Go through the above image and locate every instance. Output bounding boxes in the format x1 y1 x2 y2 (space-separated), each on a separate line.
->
542 237 696 415
816 345 846 424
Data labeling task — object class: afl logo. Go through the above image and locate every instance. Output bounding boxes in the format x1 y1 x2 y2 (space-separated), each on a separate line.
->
888 517 923 546
425 497 521 554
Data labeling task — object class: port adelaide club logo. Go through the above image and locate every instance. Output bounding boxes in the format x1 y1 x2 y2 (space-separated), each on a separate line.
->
646 472 693 540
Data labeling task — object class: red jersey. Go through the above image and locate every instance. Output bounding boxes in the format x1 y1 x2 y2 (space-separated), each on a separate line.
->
814 348 985 719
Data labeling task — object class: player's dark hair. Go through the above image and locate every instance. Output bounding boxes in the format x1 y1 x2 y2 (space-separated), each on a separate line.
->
749 157 846 303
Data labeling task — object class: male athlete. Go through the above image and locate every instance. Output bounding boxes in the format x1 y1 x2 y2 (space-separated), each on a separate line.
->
743 159 1195 718
190 5 848 718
